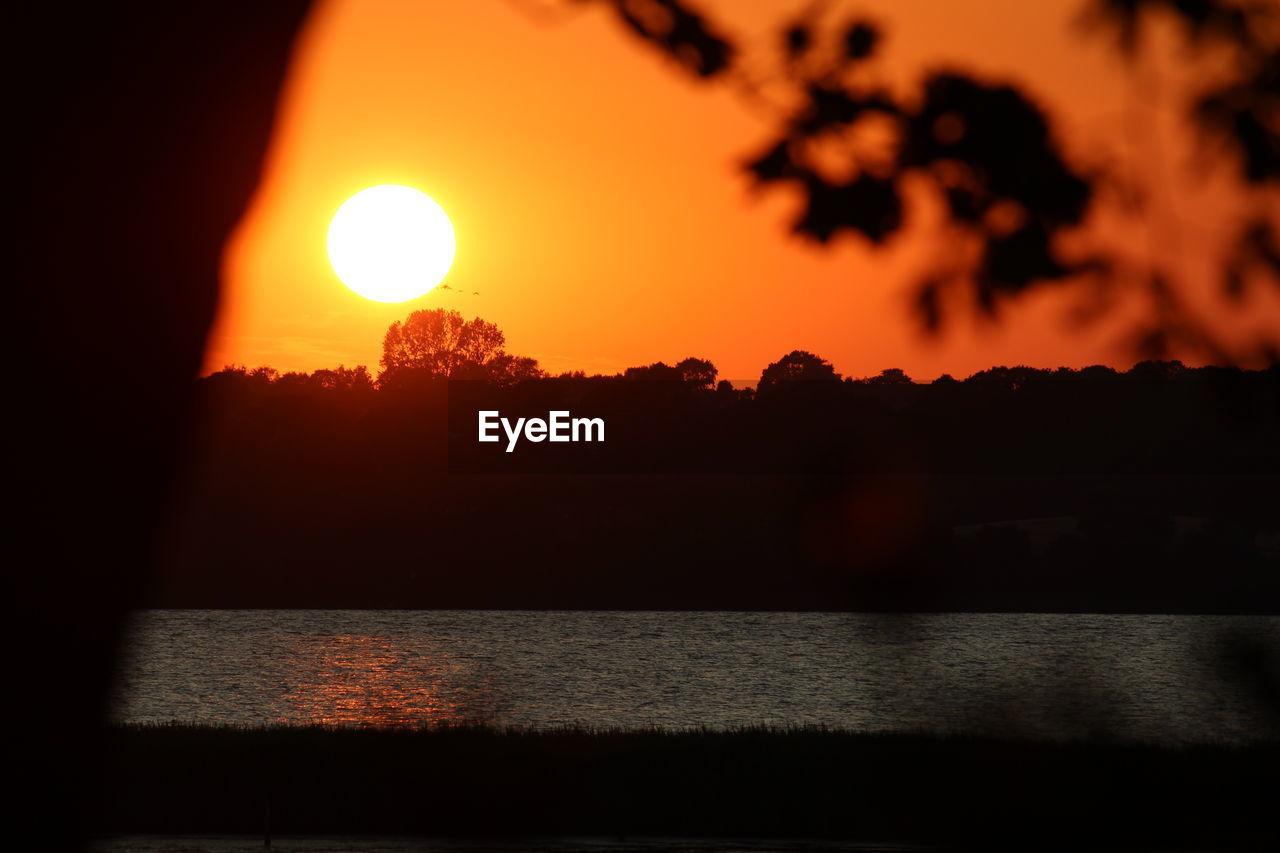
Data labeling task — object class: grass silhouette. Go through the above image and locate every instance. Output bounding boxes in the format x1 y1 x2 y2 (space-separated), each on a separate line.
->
96 723 1276 846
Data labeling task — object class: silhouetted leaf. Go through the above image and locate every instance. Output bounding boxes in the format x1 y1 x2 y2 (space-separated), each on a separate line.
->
902 72 1092 229
798 84 863 132
796 84 897 135
744 139 804 185
945 186 984 223
983 223 1073 293
915 280 944 333
609 0 734 79
1224 217 1280 299
794 174 902 244
1194 52 1280 185
843 20 879 61
784 23 811 59
1082 0 1258 55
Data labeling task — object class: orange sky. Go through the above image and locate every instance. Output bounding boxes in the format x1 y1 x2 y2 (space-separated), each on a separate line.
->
207 0 1278 381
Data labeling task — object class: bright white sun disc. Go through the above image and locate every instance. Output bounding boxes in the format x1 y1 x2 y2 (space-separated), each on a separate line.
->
327 184 456 303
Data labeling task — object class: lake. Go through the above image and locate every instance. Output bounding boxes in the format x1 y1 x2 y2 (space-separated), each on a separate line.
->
110 610 1278 743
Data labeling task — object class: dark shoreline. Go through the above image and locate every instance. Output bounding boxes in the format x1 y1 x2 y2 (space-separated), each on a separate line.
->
97 724 1277 848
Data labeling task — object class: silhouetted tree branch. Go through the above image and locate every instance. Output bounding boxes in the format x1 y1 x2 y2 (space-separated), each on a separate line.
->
569 0 1279 362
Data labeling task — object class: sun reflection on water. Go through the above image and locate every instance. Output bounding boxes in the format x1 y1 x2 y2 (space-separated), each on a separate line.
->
277 634 499 727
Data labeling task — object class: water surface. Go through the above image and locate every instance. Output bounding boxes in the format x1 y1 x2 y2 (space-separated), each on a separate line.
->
111 610 1278 742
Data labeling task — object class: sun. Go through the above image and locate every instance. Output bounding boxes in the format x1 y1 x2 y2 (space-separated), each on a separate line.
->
326 184 456 303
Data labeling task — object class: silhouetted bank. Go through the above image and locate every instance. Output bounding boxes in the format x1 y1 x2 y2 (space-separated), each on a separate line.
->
158 361 1280 612
97 724 1276 848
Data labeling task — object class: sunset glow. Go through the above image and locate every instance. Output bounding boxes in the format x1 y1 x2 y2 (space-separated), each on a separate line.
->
207 0 1280 378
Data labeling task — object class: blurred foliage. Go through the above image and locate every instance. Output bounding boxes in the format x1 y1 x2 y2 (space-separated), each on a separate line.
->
557 0 1280 362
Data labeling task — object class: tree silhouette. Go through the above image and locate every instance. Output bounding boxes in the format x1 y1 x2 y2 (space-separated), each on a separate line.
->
863 367 914 386
485 352 545 386
758 349 841 392
309 365 374 392
572 0 1279 362
676 356 719 389
380 308 543 386
623 361 684 381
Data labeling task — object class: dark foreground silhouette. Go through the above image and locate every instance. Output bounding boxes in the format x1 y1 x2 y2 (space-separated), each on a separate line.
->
162 358 1280 612
98 724 1277 849
15 6 310 850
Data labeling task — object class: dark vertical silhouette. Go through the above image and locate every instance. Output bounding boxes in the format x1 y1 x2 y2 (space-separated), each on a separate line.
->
14 6 310 849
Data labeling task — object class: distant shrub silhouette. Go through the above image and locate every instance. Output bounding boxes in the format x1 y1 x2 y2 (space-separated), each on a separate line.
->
622 361 684 381
861 368 914 386
757 349 841 393
675 356 718 390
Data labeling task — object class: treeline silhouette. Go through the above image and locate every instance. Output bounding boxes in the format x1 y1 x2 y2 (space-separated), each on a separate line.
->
163 313 1278 613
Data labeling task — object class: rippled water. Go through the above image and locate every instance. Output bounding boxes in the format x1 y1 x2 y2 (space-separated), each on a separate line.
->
111 610 1278 742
